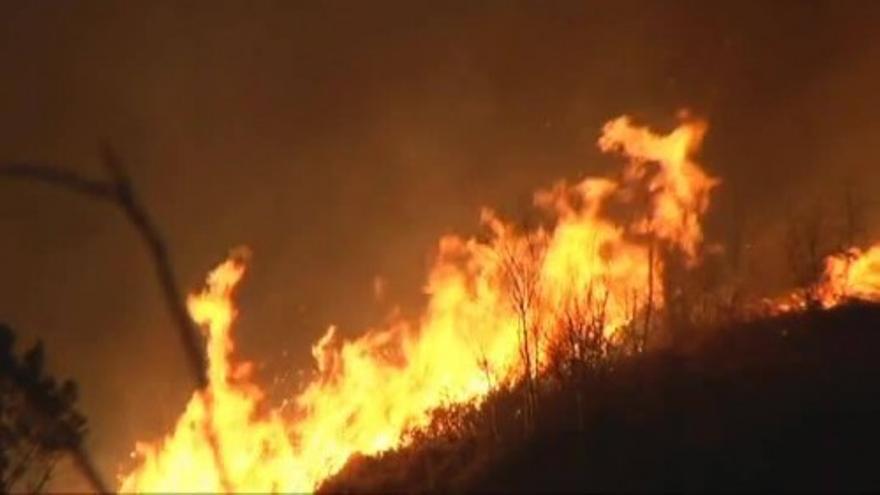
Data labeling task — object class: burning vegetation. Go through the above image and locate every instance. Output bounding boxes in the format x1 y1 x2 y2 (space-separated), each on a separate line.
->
117 114 880 492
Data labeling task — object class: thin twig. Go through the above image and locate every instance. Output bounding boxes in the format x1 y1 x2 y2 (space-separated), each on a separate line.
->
0 162 116 200
70 445 109 494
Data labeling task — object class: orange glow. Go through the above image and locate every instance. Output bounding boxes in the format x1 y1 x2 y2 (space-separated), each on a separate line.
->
120 114 717 492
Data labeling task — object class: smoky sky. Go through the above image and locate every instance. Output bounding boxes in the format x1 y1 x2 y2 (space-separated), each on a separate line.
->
1 0 879 487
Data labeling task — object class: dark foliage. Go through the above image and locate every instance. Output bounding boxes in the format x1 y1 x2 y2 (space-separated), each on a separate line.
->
321 302 880 492
0 324 86 492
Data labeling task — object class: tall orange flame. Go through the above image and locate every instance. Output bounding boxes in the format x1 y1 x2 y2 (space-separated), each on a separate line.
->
120 114 716 492
119 249 307 492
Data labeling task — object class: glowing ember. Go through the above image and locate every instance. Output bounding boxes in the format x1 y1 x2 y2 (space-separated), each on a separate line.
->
120 114 717 492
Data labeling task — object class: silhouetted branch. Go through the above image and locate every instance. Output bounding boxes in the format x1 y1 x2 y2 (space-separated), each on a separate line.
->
0 149 225 491
0 155 207 387
97 146 208 388
0 162 116 200
69 444 108 494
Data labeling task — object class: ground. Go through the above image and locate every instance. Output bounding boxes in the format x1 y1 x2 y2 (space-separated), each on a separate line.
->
321 302 880 492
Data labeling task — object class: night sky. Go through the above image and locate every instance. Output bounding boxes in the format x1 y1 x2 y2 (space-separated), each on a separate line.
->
1 0 879 486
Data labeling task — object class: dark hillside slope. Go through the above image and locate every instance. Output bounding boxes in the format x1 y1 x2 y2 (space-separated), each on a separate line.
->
322 303 880 492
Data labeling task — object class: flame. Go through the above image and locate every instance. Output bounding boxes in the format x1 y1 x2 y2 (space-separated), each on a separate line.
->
120 114 716 492
598 114 717 262
118 249 307 492
816 244 880 307
760 243 880 315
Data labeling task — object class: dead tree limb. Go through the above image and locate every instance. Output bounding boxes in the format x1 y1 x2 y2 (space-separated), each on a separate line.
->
0 148 229 491
0 154 208 386
98 146 208 388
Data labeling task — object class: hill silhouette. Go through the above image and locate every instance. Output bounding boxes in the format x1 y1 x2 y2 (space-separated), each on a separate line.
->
321 302 880 492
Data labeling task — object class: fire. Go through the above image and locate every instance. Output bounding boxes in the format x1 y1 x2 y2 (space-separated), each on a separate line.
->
120 114 717 492
118 248 307 492
598 113 717 262
816 244 880 307
761 243 880 315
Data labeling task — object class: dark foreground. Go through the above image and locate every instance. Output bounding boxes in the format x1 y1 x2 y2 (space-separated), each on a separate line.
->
322 303 880 492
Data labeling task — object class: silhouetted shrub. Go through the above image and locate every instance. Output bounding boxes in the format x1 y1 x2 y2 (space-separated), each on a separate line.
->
0 324 85 492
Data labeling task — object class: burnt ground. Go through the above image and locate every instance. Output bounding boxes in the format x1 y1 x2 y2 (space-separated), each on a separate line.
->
321 303 880 492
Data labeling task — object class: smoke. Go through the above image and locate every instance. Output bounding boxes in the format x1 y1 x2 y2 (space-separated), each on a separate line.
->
0 0 878 486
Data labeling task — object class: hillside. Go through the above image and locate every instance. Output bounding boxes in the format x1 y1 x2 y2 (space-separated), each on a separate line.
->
321 302 880 492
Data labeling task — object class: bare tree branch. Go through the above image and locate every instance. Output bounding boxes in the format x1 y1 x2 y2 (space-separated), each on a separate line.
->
70 445 109 494
0 149 230 492
0 162 116 200
98 145 208 388
0 154 207 387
